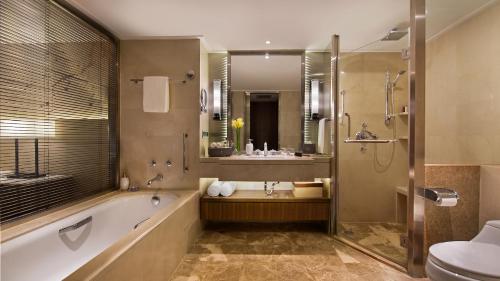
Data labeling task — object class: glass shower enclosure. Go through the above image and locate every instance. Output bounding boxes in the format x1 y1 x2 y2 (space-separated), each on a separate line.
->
330 0 427 277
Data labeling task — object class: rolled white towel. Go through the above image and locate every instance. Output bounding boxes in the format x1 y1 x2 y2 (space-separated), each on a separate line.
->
220 182 236 197
207 181 222 197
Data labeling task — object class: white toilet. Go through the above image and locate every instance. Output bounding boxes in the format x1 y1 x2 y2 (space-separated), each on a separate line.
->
426 220 500 281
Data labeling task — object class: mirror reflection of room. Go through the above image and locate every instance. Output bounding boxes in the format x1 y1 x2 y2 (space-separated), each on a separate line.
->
230 54 302 152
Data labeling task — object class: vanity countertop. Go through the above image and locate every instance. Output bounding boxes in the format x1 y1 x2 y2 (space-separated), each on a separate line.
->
202 190 329 202
199 154 332 181
200 154 332 164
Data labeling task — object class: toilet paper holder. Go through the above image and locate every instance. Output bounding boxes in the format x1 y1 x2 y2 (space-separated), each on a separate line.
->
421 187 459 206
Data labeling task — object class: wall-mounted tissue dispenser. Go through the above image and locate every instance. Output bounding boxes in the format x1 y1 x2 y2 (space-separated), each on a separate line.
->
421 187 459 207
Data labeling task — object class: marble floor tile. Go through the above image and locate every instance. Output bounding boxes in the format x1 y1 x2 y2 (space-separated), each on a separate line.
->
170 223 427 281
339 222 407 265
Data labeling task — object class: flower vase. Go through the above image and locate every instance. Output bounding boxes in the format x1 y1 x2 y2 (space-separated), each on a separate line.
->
235 128 241 153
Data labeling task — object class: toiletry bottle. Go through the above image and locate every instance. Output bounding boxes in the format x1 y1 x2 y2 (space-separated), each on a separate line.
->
120 173 130 191
246 139 254 156
264 142 268 156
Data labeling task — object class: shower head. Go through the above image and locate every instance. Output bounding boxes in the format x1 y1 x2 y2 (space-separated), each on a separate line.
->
381 28 408 41
392 70 407 86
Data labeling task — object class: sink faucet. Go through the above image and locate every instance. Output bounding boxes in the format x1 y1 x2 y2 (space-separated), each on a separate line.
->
264 181 280 196
147 173 163 187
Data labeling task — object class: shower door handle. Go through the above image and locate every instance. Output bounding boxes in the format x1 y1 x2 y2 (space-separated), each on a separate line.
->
59 216 92 235
339 90 346 124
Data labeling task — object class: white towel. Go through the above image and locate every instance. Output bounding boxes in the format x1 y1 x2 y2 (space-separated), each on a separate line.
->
143 76 169 113
220 182 236 197
207 181 222 197
317 118 331 154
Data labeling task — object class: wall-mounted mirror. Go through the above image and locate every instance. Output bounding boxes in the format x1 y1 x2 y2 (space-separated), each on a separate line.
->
207 51 332 154
230 53 303 151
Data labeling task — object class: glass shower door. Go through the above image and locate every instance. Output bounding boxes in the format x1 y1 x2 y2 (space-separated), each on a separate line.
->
333 26 411 266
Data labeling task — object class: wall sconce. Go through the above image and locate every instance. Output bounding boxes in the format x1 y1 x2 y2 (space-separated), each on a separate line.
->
310 79 320 120
213 79 222 120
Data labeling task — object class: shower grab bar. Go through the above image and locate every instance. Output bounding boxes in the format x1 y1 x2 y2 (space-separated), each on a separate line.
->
344 139 398 143
344 113 351 139
59 216 92 235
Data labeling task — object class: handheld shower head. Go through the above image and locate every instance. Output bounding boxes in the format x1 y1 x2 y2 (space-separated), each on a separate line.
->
392 70 406 86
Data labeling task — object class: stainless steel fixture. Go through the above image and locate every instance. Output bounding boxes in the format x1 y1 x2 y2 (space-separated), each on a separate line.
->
420 188 459 206
381 28 409 41
264 181 280 196
183 133 189 172
355 123 377 140
385 70 407 125
59 216 92 235
147 173 163 187
344 115 397 144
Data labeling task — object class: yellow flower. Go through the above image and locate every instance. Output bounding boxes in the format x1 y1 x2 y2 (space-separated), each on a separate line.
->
231 118 244 129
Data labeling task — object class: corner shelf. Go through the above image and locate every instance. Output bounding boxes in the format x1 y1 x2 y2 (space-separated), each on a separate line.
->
397 136 408 141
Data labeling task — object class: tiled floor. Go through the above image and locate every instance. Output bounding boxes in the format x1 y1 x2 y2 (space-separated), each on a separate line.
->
170 224 427 281
339 222 407 265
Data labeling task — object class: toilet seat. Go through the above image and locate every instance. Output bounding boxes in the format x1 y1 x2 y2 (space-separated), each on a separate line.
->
428 241 500 281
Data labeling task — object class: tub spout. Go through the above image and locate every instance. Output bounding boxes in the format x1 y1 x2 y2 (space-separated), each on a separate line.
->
147 173 163 187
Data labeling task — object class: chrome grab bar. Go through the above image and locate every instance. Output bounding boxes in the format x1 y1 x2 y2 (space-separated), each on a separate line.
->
59 216 92 235
134 217 150 230
183 133 189 173
344 139 398 143
345 113 351 139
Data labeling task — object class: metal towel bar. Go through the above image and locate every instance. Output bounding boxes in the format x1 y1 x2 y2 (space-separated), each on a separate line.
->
344 139 398 143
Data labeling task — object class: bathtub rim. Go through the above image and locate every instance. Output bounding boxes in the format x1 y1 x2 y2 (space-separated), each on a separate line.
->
65 189 199 280
0 190 197 243
1 189 199 280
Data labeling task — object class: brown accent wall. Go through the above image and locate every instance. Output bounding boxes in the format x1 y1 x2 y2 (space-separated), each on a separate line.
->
424 165 480 251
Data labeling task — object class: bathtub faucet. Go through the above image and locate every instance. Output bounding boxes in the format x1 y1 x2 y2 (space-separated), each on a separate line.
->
147 173 163 187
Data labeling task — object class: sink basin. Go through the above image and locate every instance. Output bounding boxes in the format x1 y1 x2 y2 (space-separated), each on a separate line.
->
230 154 299 160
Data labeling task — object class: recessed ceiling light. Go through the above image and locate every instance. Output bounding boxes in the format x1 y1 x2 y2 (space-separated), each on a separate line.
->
265 40 271 45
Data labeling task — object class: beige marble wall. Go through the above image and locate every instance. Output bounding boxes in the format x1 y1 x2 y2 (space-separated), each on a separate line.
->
424 165 480 250
479 165 500 228
426 2 500 165
120 39 201 189
338 52 408 222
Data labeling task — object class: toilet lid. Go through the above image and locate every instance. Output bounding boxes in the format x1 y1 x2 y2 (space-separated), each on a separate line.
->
429 241 500 279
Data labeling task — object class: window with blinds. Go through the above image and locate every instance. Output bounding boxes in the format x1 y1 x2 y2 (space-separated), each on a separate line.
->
0 0 118 223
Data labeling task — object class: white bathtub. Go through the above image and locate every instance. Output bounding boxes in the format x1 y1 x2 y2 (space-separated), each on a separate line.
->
1 192 178 281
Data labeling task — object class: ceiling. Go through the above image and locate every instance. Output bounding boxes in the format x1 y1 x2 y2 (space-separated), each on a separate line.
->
231 55 302 91
68 0 493 51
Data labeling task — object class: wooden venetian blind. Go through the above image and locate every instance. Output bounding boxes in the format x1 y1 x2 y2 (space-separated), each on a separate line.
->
0 0 118 223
